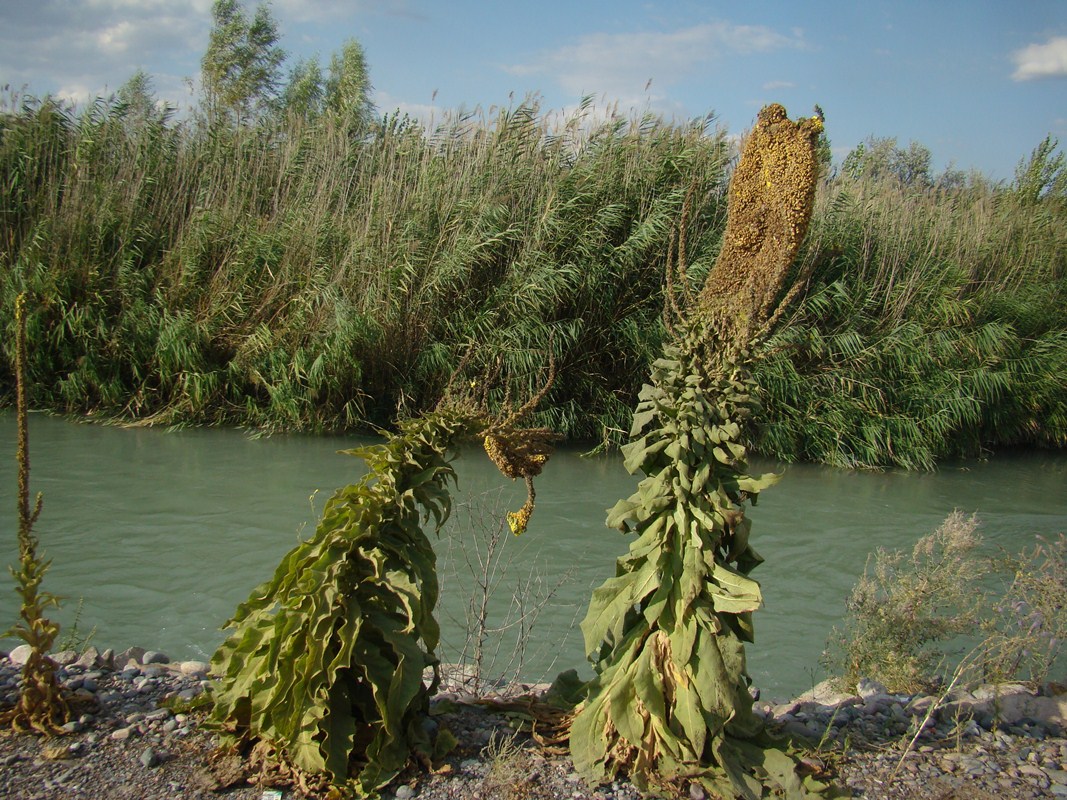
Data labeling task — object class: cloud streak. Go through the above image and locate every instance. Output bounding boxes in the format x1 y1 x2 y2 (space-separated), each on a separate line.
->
505 21 805 108
272 0 423 23
1012 36 1067 81
0 0 207 102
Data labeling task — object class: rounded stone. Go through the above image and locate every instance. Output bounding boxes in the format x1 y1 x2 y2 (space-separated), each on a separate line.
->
140 747 161 768
178 660 210 678
118 647 146 665
50 650 79 667
75 647 101 668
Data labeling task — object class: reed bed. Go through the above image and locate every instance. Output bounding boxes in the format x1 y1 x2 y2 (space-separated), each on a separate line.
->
1 94 1064 468
757 176 1066 467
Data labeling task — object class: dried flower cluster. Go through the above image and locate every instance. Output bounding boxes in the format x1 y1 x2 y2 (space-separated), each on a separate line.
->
699 103 823 342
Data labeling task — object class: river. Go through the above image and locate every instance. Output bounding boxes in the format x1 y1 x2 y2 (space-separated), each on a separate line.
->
1 412 1064 700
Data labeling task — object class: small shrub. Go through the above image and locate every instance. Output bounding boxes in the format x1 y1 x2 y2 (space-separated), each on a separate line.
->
823 511 992 693
978 533 1067 685
439 489 575 696
56 598 97 653
480 732 549 800
825 513 1067 693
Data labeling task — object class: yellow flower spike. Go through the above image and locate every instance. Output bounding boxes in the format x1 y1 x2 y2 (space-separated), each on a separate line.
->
507 512 523 535
507 502 533 536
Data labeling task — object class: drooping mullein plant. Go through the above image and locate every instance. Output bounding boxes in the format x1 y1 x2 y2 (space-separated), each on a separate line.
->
207 365 558 797
2 293 70 735
568 105 836 798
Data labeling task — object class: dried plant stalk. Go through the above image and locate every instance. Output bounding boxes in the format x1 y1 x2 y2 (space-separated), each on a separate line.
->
2 293 70 735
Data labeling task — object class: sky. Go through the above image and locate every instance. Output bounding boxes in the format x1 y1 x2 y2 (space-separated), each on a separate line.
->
1 0 1065 181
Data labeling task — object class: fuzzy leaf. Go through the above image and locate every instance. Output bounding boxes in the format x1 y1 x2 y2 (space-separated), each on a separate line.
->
580 563 658 654
707 562 763 614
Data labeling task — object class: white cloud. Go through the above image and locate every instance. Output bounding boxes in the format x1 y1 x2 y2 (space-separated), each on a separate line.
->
54 82 96 104
375 92 440 128
97 21 135 54
0 1 209 105
505 21 804 110
762 80 795 90
1011 36 1067 81
272 0 421 23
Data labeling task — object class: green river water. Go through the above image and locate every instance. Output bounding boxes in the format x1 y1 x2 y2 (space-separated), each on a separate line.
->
1 412 1064 700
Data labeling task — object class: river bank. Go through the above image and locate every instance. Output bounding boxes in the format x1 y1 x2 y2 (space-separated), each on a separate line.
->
6 413 1067 705
2 646 1066 799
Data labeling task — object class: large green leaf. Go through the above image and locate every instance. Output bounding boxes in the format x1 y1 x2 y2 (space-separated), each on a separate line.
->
707 562 763 614
580 561 659 654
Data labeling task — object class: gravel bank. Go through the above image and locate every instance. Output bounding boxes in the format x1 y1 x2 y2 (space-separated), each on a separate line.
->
2 647 1066 799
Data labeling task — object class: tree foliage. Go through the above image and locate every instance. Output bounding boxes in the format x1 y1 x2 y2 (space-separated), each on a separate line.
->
0 89 1063 468
115 69 170 129
200 0 286 124
841 136 933 187
280 56 326 122
1014 135 1067 203
325 39 376 129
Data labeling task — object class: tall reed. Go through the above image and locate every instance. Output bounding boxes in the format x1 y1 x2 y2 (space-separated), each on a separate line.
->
1 92 1064 467
1 95 728 438
755 175 1066 467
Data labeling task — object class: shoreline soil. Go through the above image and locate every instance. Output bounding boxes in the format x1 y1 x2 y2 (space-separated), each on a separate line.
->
2 646 1066 799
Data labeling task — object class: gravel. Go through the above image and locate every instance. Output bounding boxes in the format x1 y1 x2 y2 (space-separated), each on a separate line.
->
2 648 1066 799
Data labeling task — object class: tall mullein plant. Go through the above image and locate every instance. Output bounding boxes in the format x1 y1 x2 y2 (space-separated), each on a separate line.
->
209 411 474 793
569 106 832 798
570 327 833 798
208 378 558 796
2 293 70 734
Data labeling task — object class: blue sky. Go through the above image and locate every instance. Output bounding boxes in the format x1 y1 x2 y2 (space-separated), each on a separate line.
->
1 0 1065 180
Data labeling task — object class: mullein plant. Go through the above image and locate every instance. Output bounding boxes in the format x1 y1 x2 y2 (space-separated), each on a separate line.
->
568 105 840 798
207 363 558 797
2 293 70 734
